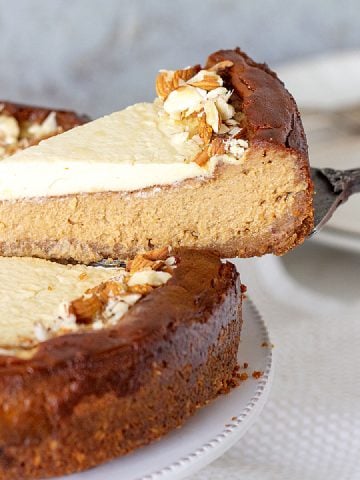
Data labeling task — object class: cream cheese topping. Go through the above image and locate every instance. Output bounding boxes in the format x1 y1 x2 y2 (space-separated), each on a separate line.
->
0 102 210 200
0 62 248 201
0 257 125 348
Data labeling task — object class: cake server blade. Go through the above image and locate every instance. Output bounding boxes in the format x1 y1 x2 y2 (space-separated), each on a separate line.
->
311 167 360 234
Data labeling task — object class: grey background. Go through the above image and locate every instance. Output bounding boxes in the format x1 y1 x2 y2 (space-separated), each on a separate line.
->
0 0 359 117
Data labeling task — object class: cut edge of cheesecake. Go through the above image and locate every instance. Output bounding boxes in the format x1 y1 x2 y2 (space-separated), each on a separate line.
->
0 48 313 263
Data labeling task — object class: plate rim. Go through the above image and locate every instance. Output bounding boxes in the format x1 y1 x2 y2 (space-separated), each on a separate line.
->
138 299 273 480
312 226 360 254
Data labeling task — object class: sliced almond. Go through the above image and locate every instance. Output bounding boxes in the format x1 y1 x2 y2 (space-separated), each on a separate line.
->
208 137 225 157
156 65 200 100
215 96 235 121
143 246 170 261
128 284 154 295
70 295 103 324
128 270 171 287
96 281 125 302
193 148 210 166
188 73 222 91
198 113 213 145
128 255 155 273
207 60 234 73
163 85 203 118
204 100 221 133
0 114 20 145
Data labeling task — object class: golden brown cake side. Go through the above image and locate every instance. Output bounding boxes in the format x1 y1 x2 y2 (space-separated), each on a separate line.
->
0 249 243 480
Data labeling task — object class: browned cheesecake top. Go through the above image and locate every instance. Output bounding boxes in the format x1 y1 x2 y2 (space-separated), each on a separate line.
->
206 48 308 155
0 249 240 372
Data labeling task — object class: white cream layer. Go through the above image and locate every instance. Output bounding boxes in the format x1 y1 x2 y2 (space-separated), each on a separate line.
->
0 257 124 347
0 101 219 200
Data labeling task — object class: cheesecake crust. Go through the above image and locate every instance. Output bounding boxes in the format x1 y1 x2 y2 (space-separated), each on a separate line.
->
0 249 242 479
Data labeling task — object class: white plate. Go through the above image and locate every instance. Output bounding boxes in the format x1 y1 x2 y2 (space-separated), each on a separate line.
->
277 51 360 252
60 299 273 480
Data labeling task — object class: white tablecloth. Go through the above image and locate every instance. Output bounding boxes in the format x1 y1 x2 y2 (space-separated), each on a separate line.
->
191 240 360 480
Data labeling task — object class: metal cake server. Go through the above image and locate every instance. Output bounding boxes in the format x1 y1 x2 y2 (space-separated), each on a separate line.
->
311 167 360 233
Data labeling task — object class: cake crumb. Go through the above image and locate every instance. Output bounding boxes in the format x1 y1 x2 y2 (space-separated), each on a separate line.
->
252 370 263 379
243 362 248 369
239 372 248 381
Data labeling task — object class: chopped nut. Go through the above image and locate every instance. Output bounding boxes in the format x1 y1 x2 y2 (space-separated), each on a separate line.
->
128 270 171 287
219 124 230 134
143 246 170 261
69 295 103 324
0 114 20 145
193 148 210 167
128 255 155 273
198 113 213 145
208 60 234 73
216 96 235 121
163 85 203 119
121 293 142 305
204 100 220 133
165 256 177 266
156 65 201 100
188 71 223 91
27 111 58 139
127 284 154 295
103 299 129 324
225 138 248 158
95 281 125 303
208 137 225 157
33 323 49 342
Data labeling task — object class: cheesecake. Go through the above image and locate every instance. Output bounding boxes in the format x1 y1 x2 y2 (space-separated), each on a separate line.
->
0 49 313 263
0 100 88 159
0 248 243 479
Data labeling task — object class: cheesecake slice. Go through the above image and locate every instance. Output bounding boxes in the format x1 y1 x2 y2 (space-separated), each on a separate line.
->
0 49 313 263
0 248 243 479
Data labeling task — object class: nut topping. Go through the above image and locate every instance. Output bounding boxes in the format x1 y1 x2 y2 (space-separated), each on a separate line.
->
0 110 61 160
198 113 213 145
32 248 177 342
156 59 248 167
187 71 223 91
156 65 201 100
207 60 234 73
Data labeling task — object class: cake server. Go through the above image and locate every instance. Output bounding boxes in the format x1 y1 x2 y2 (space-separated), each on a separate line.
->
311 167 360 233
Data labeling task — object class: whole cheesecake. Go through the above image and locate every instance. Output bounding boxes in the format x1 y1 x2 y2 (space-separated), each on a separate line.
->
0 248 243 479
0 48 313 263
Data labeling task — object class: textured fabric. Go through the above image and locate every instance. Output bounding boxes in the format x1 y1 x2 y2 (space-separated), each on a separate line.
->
191 242 360 480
